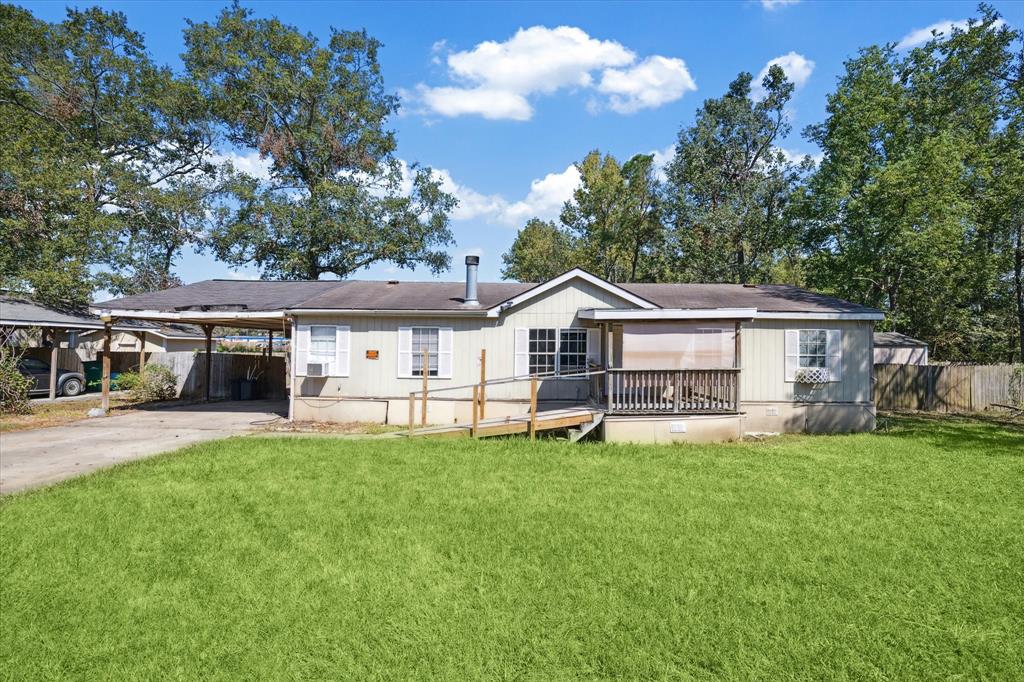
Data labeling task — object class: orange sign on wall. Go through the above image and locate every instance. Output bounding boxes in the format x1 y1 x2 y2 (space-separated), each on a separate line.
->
366 350 379 360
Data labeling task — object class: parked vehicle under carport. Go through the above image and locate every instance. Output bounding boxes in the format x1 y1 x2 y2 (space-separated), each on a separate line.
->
17 358 86 397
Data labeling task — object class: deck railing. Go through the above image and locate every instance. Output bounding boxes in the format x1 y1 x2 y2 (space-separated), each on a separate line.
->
606 368 740 414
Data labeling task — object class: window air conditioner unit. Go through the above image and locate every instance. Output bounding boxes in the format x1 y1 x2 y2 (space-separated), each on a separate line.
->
307 362 326 377
795 367 830 384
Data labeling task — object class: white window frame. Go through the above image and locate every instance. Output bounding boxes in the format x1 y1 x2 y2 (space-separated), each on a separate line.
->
398 326 453 379
515 327 600 378
294 323 350 377
785 328 842 383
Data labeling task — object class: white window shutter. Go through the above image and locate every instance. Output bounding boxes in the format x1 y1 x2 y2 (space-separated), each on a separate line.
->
827 329 843 382
514 328 529 377
784 329 799 382
295 324 311 377
397 327 412 378
438 327 454 379
586 328 601 368
335 326 350 377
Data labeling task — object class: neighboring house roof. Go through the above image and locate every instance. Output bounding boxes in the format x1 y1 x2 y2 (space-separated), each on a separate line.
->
94 270 884 319
874 332 928 348
1 294 108 329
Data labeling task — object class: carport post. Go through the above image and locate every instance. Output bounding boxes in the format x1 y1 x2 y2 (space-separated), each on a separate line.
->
137 331 146 374
203 324 214 402
101 320 112 413
48 328 58 401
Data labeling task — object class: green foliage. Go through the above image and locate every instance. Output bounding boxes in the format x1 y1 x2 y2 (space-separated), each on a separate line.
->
797 7 1023 361
0 347 32 414
500 219 573 282
0 6 217 305
663 66 805 284
183 5 455 280
115 365 177 403
1 419 1022 677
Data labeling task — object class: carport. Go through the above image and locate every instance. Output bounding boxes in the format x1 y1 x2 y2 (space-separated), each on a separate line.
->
91 280 344 417
0 294 144 401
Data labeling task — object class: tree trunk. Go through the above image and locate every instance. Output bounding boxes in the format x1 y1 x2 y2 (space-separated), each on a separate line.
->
1015 219 1023 362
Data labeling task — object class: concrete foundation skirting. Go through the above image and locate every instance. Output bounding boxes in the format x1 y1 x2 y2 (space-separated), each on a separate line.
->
740 401 875 435
603 414 743 444
292 397 579 426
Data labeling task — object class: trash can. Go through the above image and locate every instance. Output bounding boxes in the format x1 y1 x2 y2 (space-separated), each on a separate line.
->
83 360 102 391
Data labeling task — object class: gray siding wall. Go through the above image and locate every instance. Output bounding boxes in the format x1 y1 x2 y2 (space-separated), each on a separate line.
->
295 278 629 402
740 319 873 403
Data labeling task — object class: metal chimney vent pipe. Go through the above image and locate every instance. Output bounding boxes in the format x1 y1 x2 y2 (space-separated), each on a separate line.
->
464 255 479 304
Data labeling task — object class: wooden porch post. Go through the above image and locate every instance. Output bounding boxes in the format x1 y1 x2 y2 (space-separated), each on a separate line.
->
529 375 538 440
734 321 742 413
479 349 486 420
101 321 112 413
48 328 58 401
472 384 479 437
137 331 146 374
420 348 429 426
203 324 213 402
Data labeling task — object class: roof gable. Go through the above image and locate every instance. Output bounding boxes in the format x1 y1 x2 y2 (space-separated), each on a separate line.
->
485 269 658 317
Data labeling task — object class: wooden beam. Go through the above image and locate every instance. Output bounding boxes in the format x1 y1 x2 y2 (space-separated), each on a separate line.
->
137 331 146 374
203 324 213 402
101 321 112 413
408 392 415 434
421 347 429 426
48 328 58 401
471 384 479 437
479 349 486 420
529 375 538 440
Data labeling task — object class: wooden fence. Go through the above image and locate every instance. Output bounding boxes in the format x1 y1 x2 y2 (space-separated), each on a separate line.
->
20 348 286 401
874 363 1022 412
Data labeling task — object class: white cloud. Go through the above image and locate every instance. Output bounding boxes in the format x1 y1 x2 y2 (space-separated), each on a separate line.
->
760 0 800 10
650 144 675 181
416 26 694 120
777 147 823 166
431 168 508 221
418 86 533 121
895 18 1005 50
598 56 697 114
752 52 815 99
499 165 580 226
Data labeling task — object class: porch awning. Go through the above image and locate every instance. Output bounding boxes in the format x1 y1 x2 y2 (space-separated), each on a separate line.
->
578 308 757 321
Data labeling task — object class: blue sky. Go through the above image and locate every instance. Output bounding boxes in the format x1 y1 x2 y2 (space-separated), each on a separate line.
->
22 0 1024 285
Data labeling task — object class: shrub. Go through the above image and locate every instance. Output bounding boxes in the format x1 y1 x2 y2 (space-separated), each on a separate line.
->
1 347 33 414
118 365 178 403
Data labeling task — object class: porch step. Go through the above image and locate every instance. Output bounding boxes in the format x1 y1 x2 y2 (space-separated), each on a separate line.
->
403 406 603 440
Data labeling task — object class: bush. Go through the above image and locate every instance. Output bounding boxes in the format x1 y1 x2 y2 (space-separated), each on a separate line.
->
0 347 33 414
117 365 178 403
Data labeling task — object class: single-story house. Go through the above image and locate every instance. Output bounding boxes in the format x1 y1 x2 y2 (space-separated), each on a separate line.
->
94 258 884 442
873 332 929 365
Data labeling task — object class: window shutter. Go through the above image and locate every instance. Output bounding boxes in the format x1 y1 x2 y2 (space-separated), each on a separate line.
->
514 328 529 377
438 327 454 379
397 327 412 378
784 329 799 382
586 328 601 368
335 326 350 377
826 329 843 382
295 324 311 377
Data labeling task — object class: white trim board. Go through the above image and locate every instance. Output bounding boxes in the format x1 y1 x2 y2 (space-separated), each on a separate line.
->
486 268 659 317
579 308 757 321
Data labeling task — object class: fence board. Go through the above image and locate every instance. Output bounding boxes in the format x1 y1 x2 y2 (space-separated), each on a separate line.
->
148 352 286 401
874 363 1021 412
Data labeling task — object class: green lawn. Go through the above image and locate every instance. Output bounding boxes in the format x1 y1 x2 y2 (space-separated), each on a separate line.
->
2 417 1022 680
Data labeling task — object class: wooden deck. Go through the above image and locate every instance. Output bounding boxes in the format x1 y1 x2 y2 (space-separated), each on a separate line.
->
402 406 603 439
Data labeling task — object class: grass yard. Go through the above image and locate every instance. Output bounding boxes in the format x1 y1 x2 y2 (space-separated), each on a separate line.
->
1 417 1022 679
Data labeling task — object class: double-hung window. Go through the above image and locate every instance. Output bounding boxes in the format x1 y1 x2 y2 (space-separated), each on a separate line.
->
784 328 842 383
398 327 453 378
516 327 598 377
295 324 350 377
411 327 440 377
309 326 337 366
798 329 827 369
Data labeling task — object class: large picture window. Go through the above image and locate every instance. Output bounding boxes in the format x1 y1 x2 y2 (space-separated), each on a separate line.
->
525 327 590 376
411 327 440 377
798 329 828 368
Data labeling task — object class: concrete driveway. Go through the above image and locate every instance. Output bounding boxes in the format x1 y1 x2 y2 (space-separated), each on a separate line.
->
0 400 287 495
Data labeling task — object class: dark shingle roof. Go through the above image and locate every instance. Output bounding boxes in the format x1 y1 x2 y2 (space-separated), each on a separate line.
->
1 294 105 328
95 277 879 315
874 332 928 348
618 283 880 314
